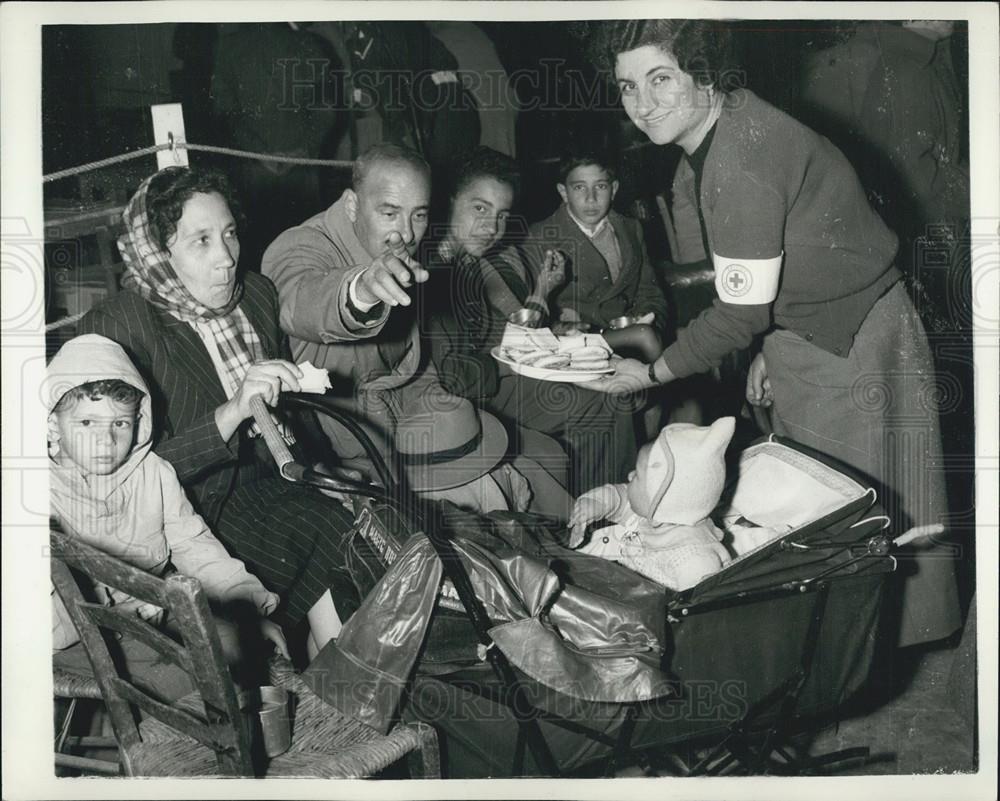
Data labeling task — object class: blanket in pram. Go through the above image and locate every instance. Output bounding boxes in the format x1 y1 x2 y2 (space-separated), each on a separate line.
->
303 503 677 734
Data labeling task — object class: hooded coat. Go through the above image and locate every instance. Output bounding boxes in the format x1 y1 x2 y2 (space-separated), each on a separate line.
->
578 418 736 591
48 334 277 649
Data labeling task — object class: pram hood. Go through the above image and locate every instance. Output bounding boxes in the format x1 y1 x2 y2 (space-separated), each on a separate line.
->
685 438 883 606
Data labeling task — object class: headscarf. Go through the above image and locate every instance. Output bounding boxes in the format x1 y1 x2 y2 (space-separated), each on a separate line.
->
118 169 290 441
118 170 262 400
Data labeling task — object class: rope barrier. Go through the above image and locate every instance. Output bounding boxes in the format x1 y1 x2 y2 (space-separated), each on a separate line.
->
43 141 355 184
42 144 171 183
183 143 354 169
43 137 654 183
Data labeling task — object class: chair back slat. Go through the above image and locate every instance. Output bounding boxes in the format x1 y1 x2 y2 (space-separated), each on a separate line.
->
111 679 242 754
163 575 253 741
50 529 254 777
82 604 193 675
51 530 167 608
50 555 144 771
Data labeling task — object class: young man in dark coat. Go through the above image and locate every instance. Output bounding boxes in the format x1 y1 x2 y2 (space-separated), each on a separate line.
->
522 149 669 337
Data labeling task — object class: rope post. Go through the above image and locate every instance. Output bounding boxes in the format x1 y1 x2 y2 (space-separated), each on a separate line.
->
151 104 189 170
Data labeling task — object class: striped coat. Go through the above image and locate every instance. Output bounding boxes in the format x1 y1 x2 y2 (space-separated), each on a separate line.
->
79 272 358 625
80 272 295 522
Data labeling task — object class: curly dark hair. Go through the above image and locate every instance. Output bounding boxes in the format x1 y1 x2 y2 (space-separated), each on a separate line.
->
53 379 144 414
145 167 243 252
447 146 521 202
586 19 740 92
558 147 618 185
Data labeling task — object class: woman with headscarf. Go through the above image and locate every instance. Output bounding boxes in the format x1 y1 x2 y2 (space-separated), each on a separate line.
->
80 166 357 654
582 19 960 648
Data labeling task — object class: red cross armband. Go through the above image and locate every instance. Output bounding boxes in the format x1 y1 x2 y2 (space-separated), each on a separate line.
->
712 253 783 305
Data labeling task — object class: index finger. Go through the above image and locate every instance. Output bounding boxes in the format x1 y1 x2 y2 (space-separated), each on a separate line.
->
408 260 430 284
395 247 429 284
372 257 414 305
385 252 416 286
275 359 303 379
258 361 302 392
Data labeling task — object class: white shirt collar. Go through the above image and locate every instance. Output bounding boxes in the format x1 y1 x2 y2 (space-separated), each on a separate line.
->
566 207 610 239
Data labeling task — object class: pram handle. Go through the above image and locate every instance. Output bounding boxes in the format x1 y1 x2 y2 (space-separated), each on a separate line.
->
249 395 295 473
250 393 396 496
893 523 945 548
280 393 398 491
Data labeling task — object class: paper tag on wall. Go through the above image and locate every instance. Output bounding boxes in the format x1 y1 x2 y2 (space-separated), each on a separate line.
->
151 103 189 170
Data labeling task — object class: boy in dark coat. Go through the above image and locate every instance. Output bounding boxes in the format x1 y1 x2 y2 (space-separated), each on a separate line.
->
521 150 669 336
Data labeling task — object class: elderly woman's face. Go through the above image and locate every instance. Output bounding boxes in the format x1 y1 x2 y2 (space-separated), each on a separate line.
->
615 44 715 151
167 191 239 309
448 176 514 259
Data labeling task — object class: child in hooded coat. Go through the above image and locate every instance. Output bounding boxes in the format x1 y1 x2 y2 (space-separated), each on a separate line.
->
568 417 736 591
48 334 287 660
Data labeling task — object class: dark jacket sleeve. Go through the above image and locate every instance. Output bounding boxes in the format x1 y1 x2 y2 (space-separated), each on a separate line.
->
662 301 771 378
424 308 501 400
661 148 784 378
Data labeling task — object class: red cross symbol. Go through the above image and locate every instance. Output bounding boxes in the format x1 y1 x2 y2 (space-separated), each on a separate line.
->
727 271 746 290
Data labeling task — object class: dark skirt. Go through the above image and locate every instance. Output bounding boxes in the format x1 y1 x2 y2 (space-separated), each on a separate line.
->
762 281 962 646
213 477 358 629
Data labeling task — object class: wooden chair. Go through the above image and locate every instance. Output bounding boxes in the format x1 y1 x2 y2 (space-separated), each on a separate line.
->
49 528 439 778
53 668 120 775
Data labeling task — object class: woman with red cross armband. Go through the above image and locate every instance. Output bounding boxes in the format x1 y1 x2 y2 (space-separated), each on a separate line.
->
582 19 960 649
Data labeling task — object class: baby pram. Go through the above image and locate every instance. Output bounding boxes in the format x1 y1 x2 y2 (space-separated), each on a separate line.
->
255 394 900 778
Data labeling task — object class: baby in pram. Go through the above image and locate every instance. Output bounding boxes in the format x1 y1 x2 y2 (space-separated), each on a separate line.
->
568 417 776 590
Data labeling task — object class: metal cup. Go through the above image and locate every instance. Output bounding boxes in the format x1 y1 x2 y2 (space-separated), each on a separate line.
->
257 686 291 758
607 315 640 330
507 308 544 328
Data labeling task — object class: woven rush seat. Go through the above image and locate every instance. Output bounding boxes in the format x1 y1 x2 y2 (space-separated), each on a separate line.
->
53 668 104 700
135 656 430 778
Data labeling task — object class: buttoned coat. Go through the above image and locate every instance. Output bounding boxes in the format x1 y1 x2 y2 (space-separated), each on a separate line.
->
523 205 668 334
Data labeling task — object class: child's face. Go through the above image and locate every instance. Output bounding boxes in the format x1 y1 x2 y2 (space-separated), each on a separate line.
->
558 165 618 230
626 442 652 513
50 396 138 476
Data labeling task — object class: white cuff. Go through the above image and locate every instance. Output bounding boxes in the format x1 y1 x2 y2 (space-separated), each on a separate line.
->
348 271 379 313
713 252 783 305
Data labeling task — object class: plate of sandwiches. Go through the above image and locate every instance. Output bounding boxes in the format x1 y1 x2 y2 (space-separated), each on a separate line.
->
492 325 614 383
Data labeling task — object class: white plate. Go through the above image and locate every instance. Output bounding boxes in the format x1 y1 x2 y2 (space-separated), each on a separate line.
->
491 347 614 384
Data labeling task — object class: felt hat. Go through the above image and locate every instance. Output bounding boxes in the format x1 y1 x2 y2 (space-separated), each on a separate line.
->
394 395 508 492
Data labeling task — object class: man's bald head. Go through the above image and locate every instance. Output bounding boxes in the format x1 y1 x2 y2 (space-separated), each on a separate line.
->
345 144 432 258
352 143 431 193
